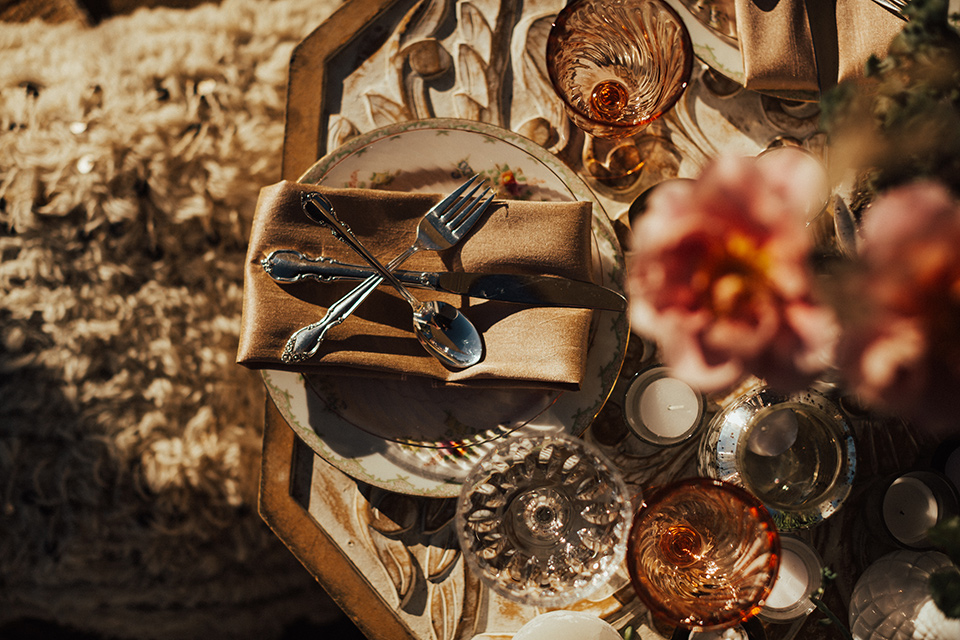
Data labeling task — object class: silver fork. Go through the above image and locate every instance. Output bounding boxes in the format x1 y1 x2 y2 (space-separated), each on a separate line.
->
871 0 908 20
279 175 495 363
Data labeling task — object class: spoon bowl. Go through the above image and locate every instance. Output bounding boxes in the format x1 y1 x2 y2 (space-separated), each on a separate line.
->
413 300 484 368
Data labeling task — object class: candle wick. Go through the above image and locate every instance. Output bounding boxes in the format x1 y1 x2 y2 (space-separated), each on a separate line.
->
667 405 684 411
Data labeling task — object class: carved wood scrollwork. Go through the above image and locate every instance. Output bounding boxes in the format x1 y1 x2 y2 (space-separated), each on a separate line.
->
356 486 470 640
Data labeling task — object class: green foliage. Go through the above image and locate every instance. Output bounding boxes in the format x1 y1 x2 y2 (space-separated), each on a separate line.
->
929 516 960 618
820 0 960 198
811 595 855 640
929 515 960 565
930 568 960 619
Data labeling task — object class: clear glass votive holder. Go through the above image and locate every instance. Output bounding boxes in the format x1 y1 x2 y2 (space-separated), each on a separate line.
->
455 433 633 607
622 364 705 446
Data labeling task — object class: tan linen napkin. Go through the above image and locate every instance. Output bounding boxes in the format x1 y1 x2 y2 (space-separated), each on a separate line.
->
734 0 903 94
236 181 597 390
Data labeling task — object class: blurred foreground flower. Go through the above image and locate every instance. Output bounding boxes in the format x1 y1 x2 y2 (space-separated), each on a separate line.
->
835 181 960 436
626 155 837 393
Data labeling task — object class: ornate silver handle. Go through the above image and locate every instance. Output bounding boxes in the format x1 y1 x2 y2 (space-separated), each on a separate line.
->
281 275 381 363
262 250 379 283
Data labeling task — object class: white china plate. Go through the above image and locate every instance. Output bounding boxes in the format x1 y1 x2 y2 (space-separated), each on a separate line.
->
261 119 629 498
664 0 744 85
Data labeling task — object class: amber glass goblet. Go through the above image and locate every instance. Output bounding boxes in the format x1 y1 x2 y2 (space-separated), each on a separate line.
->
627 478 780 634
546 0 693 181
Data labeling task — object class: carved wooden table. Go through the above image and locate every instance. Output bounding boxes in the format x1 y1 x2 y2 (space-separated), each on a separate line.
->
258 2 940 639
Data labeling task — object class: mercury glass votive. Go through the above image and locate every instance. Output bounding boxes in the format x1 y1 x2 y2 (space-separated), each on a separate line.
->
698 386 856 530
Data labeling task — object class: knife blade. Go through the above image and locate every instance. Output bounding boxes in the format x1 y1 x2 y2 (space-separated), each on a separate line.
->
262 249 626 312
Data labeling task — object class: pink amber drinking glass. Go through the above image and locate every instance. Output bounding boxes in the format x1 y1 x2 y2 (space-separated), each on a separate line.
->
546 0 693 140
627 478 780 633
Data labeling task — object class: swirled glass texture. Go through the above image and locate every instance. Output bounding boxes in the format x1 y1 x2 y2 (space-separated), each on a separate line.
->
547 0 693 138
627 478 780 631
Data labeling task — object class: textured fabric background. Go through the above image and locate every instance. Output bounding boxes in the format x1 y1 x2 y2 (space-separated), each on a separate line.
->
0 0 355 638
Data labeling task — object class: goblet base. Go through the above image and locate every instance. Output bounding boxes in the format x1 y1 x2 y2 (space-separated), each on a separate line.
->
580 131 683 191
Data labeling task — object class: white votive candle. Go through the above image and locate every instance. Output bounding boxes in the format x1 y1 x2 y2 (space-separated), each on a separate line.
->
760 535 822 622
765 548 809 609
624 367 704 446
883 475 940 547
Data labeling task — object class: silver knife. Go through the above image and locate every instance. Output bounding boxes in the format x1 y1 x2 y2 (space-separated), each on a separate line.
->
262 249 626 312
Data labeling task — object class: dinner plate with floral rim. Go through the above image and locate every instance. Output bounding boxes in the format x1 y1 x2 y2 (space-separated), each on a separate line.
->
261 118 628 498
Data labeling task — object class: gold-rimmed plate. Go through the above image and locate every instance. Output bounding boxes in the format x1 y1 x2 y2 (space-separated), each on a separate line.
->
261 119 628 497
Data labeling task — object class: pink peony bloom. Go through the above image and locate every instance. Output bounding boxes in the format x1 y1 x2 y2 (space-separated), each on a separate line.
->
836 181 960 435
626 155 837 393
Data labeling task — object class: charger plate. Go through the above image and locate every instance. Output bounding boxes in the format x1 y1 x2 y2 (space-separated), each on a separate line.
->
261 119 628 497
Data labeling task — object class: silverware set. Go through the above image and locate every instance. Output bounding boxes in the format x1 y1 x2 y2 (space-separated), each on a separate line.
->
268 176 625 369
283 176 492 368
262 250 627 311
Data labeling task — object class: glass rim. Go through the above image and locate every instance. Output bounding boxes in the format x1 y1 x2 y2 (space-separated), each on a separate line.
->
545 0 695 134
626 477 781 631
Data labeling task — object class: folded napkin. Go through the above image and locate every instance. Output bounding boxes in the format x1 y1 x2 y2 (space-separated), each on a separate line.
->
734 0 904 95
237 181 597 390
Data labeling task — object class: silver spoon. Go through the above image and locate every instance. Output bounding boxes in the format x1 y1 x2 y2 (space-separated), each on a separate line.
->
300 191 484 369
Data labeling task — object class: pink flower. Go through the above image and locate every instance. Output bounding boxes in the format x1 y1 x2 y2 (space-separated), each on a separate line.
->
836 181 960 435
626 155 837 393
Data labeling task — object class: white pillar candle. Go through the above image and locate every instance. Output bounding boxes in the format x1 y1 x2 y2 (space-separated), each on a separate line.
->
882 475 940 547
624 367 704 446
513 610 621 640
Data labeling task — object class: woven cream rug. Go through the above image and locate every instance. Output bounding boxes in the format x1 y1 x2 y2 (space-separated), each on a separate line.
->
0 0 349 637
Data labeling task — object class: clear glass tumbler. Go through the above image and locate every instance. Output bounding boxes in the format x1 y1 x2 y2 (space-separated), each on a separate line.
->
455 433 633 607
